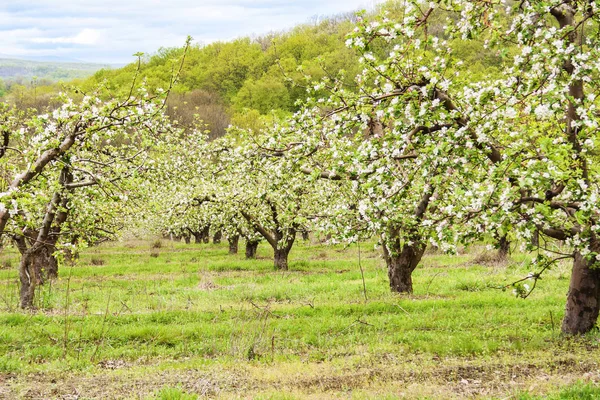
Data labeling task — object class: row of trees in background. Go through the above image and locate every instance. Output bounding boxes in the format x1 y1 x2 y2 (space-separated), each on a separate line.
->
1 1 600 337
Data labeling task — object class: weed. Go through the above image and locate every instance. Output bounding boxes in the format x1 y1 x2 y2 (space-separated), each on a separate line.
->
90 257 105 266
152 387 198 400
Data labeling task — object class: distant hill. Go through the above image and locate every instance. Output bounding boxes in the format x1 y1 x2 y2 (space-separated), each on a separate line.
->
0 58 110 83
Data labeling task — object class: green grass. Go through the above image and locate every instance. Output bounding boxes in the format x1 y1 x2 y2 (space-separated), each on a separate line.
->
518 382 600 399
0 239 598 399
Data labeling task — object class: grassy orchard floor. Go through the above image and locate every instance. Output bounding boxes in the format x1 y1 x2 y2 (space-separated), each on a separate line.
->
0 240 599 399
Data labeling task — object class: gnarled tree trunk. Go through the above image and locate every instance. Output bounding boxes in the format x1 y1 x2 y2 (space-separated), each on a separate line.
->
228 235 239 254
274 248 290 270
497 235 510 260
245 240 259 259
41 242 59 279
562 249 600 334
16 166 72 308
202 225 210 244
192 231 202 244
382 241 426 294
213 231 222 244
19 250 37 309
19 246 58 309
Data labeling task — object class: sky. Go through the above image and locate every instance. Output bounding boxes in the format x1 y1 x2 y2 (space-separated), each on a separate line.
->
0 0 382 65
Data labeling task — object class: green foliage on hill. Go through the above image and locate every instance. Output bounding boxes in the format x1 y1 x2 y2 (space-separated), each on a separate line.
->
71 16 361 136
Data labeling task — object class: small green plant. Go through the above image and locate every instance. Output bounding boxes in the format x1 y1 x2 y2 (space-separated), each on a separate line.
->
153 387 198 400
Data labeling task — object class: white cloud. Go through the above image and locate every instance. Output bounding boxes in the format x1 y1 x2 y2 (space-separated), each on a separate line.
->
0 0 383 63
31 28 102 45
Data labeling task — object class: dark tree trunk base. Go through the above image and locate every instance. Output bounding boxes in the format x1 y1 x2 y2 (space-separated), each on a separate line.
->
383 242 426 294
562 250 600 334
19 247 57 309
228 236 239 255
274 248 289 270
497 236 510 260
19 253 37 309
245 240 259 259
202 226 210 244
213 231 222 244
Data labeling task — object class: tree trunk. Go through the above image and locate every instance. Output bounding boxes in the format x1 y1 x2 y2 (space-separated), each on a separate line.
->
213 231 222 244
19 246 56 309
383 242 426 294
302 231 309 241
274 248 290 270
19 251 36 309
561 250 600 334
497 236 510 260
184 235 191 244
202 226 210 244
42 244 59 279
228 235 239 255
193 232 202 244
245 240 259 259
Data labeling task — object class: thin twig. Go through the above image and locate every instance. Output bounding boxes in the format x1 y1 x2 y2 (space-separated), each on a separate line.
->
358 240 368 302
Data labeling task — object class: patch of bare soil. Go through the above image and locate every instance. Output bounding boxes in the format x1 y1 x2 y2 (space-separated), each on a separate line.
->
2 355 599 399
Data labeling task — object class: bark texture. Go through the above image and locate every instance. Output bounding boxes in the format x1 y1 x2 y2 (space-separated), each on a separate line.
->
202 226 210 244
562 250 600 334
228 235 239 255
274 248 290 270
192 231 202 244
245 240 259 259
18 247 58 308
497 236 510 260
382 241 426 294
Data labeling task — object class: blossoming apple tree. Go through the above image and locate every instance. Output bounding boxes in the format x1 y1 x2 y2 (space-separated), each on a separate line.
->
0 41 192 309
